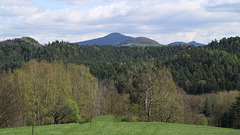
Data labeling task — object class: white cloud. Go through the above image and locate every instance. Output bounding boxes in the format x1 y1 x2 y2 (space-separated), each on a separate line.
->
0 0 33 6
88 1 129 20
0 0 240 44
0 0 40 16
205 0 240 6
48 0 124 5
177 32 197 42
0 6 40 16
204 0 240 13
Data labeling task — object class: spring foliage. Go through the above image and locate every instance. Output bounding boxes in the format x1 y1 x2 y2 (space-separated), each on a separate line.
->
152 69 184 123
10 60 97 125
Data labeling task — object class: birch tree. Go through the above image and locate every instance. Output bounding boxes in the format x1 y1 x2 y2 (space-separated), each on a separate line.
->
133 60 157 121
10 60 97 125
67 64 97 121
152 69 184 123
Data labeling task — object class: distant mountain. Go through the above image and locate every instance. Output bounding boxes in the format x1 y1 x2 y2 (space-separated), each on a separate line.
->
168 41 205 46
188 41 205 46
75 33 133 46
0 37 42 47
168 42 187 46
117 37 162 47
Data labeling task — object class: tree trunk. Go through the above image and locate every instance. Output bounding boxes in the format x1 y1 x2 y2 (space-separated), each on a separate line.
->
54 116 59 124
145 90 148 121
148 90 153 121
32 122 34 135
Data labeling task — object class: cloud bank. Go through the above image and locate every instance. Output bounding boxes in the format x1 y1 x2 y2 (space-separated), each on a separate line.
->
0 0 239 44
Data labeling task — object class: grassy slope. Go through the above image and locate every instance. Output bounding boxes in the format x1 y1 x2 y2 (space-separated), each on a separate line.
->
0 116 239 135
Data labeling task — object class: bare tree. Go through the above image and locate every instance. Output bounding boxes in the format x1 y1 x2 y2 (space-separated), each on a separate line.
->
0 74 22 128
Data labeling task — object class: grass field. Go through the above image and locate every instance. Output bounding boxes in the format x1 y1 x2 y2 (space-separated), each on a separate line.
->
0 116 239 135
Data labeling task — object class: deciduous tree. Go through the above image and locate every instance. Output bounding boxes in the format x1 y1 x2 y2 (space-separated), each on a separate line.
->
152 69 184 123
0 75 22 128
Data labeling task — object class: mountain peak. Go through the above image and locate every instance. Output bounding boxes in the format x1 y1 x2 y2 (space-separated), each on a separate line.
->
188 41 205 46
107 32 123 36
76 33 133 46
189 41 196 43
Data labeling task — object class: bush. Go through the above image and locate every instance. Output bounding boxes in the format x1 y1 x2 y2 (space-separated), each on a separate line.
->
115 115 140 122
194 114 208 126
69 100 82 123
116 116 130 122
131 115 140 122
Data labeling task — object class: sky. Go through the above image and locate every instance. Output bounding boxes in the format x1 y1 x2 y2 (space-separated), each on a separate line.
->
0 0 240 45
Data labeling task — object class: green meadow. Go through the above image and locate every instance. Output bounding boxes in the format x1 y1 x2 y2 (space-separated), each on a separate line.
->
0 116 239 135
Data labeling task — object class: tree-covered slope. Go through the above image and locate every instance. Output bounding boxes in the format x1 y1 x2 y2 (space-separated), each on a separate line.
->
165 48 240 94
0 38 192 79
0 37 42 47
117 37 162 47
0 37 42 72
206 36 240 56
37 42 192 79
1 36 240 94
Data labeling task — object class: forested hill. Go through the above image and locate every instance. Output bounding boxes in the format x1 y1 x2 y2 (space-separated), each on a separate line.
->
168 41 205 46
117 37 162 47
0 37 42 47
206 36 240 56
166 48 240 94
1 36 240 94
165 36 240 94
0 39 192 74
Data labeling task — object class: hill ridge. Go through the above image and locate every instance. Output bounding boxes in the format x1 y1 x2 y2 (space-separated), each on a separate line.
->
117 37 162 47
75 33 133 46
0 37 42 47
168 41 204 46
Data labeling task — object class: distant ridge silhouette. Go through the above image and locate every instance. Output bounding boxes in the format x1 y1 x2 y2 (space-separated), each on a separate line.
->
75 33 133 46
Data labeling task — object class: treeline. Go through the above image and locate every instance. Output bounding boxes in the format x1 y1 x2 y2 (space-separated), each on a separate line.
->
1 60 239 129
1 36 240 129
183 90 240 128
1 37 240 94
1 60 183 127
207 37 240 57
0 38 192 79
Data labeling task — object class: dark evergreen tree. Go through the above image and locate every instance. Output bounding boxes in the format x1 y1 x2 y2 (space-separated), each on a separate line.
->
221 95 240 129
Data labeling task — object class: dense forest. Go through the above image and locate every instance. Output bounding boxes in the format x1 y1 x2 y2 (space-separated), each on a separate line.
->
166 48 240 94
0 36 240 129
1 37 240 94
